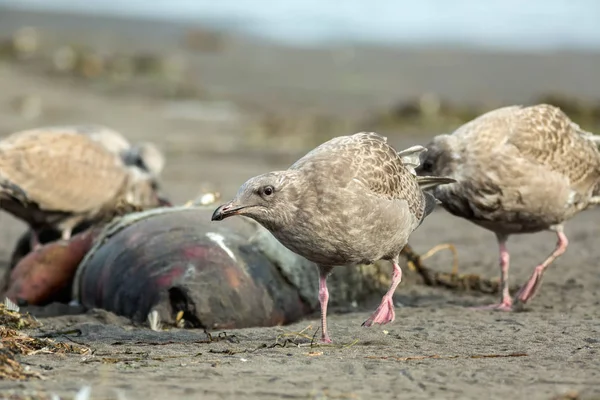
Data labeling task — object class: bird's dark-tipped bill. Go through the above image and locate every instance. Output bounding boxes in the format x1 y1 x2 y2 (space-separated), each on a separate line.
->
211 202 245 221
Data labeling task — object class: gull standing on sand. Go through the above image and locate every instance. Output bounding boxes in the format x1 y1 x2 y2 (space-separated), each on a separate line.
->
0 128 165 248
211 132 454 342
416 104 600 311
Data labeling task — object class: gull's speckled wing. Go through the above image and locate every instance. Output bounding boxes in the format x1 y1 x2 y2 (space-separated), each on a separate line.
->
0 129 128 213
14 125 131 156
289 132 425 220
505 104 600 196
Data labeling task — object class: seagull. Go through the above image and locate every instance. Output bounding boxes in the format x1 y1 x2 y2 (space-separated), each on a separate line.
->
212 132 454 342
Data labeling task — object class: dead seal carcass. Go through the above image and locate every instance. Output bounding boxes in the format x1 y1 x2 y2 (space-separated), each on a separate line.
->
71 206 315 329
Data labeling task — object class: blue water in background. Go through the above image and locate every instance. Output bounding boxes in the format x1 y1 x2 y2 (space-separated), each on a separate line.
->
0 0 599 51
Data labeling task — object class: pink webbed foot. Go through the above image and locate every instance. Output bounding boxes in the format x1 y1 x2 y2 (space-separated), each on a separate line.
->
320 335 332 344
514 265 544 304
514 229 568 306
362 261 402 328
362 295 395 327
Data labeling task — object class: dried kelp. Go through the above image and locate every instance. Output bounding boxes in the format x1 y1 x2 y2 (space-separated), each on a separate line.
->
0 300 90 381
401 244 522 295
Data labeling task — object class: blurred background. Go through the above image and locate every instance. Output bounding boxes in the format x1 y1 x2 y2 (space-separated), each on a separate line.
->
0 0 599 205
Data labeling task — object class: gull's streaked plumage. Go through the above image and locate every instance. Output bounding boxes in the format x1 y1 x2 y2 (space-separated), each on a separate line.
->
15 125 166 179
417 104 600 310
212 132 454 342
0 128 163 246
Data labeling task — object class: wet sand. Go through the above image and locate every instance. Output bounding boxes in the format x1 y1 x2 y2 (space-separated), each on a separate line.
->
1 8 600 400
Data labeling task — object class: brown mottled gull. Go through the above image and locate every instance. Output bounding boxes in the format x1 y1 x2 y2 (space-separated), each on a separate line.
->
211 132 455 342
0 128 163 247
13 125 166 179
416 104 600 311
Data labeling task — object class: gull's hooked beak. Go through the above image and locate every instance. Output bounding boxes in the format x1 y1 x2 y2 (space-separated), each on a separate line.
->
211 201 246 221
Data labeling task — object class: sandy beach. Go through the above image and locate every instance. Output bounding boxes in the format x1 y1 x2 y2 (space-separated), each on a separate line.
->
0 7 599 400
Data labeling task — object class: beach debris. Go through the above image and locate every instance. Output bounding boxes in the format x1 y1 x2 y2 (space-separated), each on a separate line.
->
365 352 528 362
0 297 40 329
147 310 163 332
184 189 221 207
0 302 89 381
0 347 45 381
401 244 522 294
1 327 89 358
4 297 19 312
404 243 458 275
550 391 580 400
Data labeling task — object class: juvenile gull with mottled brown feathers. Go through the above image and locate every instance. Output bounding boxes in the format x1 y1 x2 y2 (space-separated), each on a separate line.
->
211 132 454 342
0 128 164 248
14 125 166 179
416 104 600 311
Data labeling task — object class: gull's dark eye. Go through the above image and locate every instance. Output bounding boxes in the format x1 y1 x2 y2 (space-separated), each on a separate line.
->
422 160 433 172
134 157 146 171
263 185 274 196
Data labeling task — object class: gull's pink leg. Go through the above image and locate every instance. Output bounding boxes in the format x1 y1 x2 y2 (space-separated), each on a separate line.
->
362 260 402 327
515 227 568 304
472 233 513 311
317 266 333 343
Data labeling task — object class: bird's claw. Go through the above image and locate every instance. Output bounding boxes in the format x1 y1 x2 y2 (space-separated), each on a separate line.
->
362 296 395 327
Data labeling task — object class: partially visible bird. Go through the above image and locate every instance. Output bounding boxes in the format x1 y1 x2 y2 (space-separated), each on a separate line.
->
211 132 454 342
0 128 164 248
13 125 166 179
122 141 166 180
416 104 600 311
